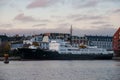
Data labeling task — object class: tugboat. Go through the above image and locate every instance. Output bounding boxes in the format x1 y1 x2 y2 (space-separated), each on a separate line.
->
4 54 9 64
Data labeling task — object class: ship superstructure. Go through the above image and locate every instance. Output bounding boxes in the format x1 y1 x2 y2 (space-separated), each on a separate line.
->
49 40 112 55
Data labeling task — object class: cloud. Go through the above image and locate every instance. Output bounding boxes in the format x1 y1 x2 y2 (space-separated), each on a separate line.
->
72 27 116 36
72 0 99 8
39 19 50 22
83 0 98 7
26 0 120 10
0 23 13 28
26 0 100 9
67 14 82 19
91 21 107 24
72 0 120 9
0 28 70 36
58 23 71 27
67 14 104 21
0 27 116 36
74 15 103 21
32 24 47 27
114 9 120 13
51 15 64 19
14 13 51 23
0 0 8 6
14 13 38 22
89 24 114 30
27 0 57 9
9 2 23 12
101 24 114 28
90 21 114 30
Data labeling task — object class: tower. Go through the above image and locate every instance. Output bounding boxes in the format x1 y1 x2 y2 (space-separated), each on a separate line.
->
70 25 72 45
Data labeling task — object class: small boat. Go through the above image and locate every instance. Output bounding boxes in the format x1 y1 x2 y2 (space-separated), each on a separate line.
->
4 54 9 64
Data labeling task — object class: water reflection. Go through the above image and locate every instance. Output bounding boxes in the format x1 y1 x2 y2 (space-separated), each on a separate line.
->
115 61 120 66
0 60 120 80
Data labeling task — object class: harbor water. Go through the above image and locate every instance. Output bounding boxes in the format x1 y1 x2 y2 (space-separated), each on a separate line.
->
0 60 120 80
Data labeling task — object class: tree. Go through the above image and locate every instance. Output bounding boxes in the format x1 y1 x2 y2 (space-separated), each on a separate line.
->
0 42 10 56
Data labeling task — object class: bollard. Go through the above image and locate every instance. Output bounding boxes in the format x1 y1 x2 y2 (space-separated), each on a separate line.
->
4 54 9 64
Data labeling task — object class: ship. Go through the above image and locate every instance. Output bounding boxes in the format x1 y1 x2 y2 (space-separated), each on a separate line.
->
18 26 113 60
18 40 113 60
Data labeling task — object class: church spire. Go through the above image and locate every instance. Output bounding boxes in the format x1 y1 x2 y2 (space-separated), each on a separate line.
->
70 25 72 45
70 25 72 37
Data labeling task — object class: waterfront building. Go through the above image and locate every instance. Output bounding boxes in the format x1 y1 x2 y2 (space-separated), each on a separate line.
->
0 35 8 43
85 35 112 50
0 35 9 49
71 36 87 47
8 35 25 42
40 35 49 50
23 34 49 50
71 36 79 47
43 33 70 41
35 33 70 49
0 35 9 56
37 33 87 48
8 35 25 50
11 41 23 50
113 27 120 57
31 34 43 42
40 42 49 50
27 33 113 50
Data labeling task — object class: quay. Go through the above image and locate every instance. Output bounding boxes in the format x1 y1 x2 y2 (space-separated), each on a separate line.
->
112 57 120 60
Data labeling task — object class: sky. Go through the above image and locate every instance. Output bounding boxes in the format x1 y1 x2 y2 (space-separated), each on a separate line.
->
0 0 120 36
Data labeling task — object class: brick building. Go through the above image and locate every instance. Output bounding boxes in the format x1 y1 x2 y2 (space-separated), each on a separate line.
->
113 27 120 57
